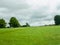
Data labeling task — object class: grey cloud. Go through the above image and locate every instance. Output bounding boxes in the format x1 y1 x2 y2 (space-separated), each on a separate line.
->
0 0 60 26
0 0 29 10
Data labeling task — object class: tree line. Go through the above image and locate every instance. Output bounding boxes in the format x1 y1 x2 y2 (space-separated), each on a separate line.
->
0 15 60 28
0 17 30 28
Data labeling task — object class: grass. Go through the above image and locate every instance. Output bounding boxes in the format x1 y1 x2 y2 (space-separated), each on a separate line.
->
0 26 60 45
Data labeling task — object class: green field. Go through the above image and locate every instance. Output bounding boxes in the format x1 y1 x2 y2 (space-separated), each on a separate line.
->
0 26 60 45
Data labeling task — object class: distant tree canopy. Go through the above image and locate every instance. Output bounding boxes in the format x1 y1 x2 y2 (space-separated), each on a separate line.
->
9 17 21 28
22 23 30 27
0 19 6 28
54 15 60 25
26 23 30 27
0 17 30 28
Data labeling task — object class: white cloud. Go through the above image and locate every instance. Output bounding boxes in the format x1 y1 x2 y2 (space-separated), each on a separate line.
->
0 0 60 26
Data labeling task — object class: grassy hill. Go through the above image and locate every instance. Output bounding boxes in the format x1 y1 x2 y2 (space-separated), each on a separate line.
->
0 26 60 45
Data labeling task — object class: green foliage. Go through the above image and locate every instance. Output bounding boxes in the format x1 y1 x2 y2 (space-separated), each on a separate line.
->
54 15 60 25
22 23 30 27
9 17 21 27
26 23 30 27
0 19 6 28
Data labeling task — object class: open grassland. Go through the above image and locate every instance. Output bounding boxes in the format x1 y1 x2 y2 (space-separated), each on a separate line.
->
0 26 60 45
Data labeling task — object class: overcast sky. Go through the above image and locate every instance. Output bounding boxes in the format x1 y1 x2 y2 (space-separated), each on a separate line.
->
0 0 60 26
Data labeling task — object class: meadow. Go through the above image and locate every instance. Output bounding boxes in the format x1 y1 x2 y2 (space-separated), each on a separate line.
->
0 26 60 45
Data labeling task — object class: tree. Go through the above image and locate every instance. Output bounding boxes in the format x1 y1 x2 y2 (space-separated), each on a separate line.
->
22 23 30 27
54 15 60 25
0 19 6 28
9 17 21 28
26 23 30 27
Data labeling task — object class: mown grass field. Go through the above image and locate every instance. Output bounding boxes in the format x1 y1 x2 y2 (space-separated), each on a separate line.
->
0 26 60 45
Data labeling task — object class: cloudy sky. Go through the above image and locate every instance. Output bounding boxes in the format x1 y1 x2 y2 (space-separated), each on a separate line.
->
0 0 60 26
